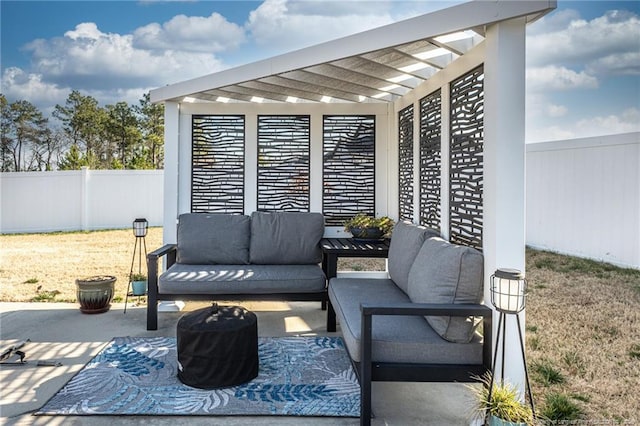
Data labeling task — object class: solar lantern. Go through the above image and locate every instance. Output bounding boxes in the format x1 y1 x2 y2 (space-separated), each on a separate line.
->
133 218 148 238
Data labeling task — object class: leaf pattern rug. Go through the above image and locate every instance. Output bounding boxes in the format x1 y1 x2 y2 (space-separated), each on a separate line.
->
36 336 360 417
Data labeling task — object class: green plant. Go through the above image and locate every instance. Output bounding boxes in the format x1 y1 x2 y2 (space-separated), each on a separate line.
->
131 273 147 281
629 344 640 359
468 373 534 425
343 213 394 235
31 290 60 302
23 277 39 284
540 392 583 422
532 360 565 386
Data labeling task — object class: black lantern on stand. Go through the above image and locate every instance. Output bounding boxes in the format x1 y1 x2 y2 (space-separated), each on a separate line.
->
486 268 536 421
124 218 148 313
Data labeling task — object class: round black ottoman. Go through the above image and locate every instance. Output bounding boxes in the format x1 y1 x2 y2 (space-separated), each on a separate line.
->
177 304 258 389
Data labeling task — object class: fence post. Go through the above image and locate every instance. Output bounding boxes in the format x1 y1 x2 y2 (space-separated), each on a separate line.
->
81 166 90 231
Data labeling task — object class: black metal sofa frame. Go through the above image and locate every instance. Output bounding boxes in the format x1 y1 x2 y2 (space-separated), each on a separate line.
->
146 243 336 331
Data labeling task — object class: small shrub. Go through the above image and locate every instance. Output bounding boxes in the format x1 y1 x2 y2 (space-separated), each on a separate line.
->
31 290 60 302
112 296 124 303
23 278 39 284
541 392 583 422
532 360 565 386
526 325 538 333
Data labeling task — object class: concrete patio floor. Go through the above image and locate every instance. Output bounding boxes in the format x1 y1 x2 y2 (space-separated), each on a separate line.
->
1 301 476 425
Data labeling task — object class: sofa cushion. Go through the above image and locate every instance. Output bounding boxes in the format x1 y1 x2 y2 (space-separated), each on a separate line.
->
407 237 484 343
159 263 326 294
328 277 483 364
250 211 324 264
177 213 251 265
387 221 440 294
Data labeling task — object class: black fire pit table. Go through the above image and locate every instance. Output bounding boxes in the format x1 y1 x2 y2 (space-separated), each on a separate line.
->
176 304 258 389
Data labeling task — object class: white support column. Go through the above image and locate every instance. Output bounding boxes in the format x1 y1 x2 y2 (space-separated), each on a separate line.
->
163 101 180 245
483 18 527 390
412 101 420 223
310 112 323 213
245 113 258 214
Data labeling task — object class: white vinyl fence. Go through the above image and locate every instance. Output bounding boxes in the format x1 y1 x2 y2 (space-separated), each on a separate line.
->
2 133 638 268
526 132 639 269
0 168 163 233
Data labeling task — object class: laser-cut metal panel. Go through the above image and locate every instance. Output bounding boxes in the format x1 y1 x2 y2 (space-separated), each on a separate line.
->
398 105 414 222
419 90 442 231
323 115 376 226
257 115 310 212
449 66 484 250
191 115 245 214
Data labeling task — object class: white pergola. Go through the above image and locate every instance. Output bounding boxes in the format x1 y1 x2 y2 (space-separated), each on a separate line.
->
151 0 557 389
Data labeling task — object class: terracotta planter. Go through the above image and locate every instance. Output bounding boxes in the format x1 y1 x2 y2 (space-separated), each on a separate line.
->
76 275 116 314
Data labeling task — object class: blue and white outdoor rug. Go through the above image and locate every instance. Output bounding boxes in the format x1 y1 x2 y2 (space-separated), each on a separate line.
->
36 336 360 417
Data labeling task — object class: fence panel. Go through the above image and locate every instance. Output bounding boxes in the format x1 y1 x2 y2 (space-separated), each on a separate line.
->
526 132 639 269
1 168 163 233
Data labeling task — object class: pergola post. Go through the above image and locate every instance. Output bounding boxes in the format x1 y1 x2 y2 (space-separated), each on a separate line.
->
163 101 180 245
483 17 528 389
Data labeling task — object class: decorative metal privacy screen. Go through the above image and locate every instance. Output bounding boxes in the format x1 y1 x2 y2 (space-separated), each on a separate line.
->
449 66 484 250
398 105 414 222
419 90 442 231
323 115 375 226
257 115 310 212
192 115 245 213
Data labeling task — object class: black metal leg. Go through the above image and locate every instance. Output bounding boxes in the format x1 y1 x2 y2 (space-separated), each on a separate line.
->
360 310 373 426
516 314 536 417
327 299 337 332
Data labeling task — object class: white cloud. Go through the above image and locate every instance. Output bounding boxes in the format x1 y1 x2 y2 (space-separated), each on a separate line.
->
526 66 598 92
246 0 395 52
546 104 568 118
528 9 640 76
133 12 245 53
527 107 640 142
23 22 224 92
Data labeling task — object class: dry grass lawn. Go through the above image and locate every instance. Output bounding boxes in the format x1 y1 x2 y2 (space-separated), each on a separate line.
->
1 229 639 422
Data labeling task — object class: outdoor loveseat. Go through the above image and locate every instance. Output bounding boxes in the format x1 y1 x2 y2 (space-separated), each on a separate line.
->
146 211 333 331
328 221 493 425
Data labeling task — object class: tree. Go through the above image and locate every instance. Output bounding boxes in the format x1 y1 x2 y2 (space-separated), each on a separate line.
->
0 96 49 171
104 102 142 168
136 92 164 169
53 90 106 168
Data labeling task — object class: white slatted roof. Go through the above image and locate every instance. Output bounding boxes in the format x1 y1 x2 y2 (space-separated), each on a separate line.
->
151 1 556 104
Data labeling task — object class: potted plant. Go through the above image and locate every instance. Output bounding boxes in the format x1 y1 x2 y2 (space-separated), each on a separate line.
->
469 373 534 426
343 213 395 240
130 273 147 296
75 275 116 314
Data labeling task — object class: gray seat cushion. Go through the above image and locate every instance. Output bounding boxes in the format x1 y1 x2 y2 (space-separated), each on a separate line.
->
177 213 251 265
328 277 483 365
250 211 324 264
387 221 440 294
407 237 484 343
159 263 326 295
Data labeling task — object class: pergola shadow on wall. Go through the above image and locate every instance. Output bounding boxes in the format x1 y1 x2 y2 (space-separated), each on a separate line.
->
151 0 557 387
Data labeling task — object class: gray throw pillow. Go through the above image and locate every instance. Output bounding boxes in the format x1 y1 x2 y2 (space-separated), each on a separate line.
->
177 213 251 265
407 237 484 343
387 221 440 294
250 211 324 264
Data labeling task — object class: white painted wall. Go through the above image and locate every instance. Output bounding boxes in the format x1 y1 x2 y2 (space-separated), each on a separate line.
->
0 168 164 233
526 132 640 269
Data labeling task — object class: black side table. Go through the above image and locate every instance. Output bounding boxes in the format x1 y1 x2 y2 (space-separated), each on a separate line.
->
320 238 390 281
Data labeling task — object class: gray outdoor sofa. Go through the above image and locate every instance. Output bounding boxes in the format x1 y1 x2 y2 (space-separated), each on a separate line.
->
328 221 493 425
146 211 333 331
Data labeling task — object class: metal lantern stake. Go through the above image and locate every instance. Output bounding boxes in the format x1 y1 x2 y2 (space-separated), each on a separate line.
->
487 268 536 421
124 218 148 313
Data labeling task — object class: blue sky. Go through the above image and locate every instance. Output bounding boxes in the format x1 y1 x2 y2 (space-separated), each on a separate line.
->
1 0 639 142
